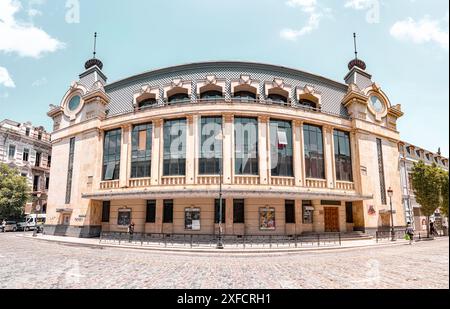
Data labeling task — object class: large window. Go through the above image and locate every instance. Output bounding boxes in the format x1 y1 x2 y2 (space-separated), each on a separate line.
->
65 137 75 204
102 201 110 223
200 91 223 100
163 200 173 223
146 200 156 223
302 200 314 224
303 124 325 179
35 152 41 167
103 129 121 181
233 91 256 101
131 123 152 178
235 117 258 175
163 119 186 176
377 138 387 205
168 93 190 103
23 148 29 162
267 93 288 104
334 130 353 182
233 199 245 223
199 116 222 175
346 202 353 224
285 200 296 224
214 199 226 224
8 145 15 159
270 120 293 177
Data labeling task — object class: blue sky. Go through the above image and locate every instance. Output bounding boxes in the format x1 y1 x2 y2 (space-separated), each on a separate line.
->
0 0 449 155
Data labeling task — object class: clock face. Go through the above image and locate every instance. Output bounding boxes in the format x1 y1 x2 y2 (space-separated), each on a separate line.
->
370 96 384 113
68 95 81 111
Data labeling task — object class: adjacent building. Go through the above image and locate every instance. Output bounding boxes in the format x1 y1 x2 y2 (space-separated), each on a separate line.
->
399 141 448 232
0 119 52 215
45 55 407 238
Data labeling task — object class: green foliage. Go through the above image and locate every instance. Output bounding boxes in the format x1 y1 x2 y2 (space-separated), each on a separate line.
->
0 163 30 220
411 161 443 237
439 170 449 218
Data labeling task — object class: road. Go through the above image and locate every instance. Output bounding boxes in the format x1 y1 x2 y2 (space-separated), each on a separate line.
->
0 233 448 289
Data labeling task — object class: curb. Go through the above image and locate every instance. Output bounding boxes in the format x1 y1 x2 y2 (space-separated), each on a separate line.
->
18 234 433 255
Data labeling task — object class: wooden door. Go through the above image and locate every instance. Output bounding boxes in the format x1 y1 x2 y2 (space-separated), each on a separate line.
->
324 207 339 232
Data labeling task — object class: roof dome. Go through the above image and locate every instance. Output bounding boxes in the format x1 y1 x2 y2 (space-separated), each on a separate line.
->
85 58 103 70
348 58 366 71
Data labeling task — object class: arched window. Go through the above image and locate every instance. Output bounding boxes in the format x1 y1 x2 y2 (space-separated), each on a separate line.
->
234 91 257 101
138 98 157 109
200 90 223 100
299 99 317 109
168 93 190 103
267 93 288 104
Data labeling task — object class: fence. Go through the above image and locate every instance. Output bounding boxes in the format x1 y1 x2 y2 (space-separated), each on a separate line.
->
376 229 446 243
99 232 342 249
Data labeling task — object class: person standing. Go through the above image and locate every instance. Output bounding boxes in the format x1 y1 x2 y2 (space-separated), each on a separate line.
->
405 222 414 245
128 222 135 242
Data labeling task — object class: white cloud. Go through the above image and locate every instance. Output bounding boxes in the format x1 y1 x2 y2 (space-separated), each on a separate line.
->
280 0 329 41
344 0 374 10
0 67 15 88
0 0 64 58
390 15 449 50
32 77 47 87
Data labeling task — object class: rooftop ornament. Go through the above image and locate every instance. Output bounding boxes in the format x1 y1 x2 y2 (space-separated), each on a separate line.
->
85 32 104 70
348 33 367 71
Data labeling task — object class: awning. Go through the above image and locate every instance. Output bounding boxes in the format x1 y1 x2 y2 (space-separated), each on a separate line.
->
56 208 74 213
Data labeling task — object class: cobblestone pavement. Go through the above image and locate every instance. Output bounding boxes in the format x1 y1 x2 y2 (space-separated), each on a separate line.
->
0 233 448 289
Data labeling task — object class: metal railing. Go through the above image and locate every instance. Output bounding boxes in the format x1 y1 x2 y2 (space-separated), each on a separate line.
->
376 229 446 243
99 232 342 249
131 98 351 120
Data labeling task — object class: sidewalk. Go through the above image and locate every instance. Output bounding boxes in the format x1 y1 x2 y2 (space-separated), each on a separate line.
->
19 233 447 255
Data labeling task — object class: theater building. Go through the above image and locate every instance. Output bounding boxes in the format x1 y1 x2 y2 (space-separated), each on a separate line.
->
45 55 406 238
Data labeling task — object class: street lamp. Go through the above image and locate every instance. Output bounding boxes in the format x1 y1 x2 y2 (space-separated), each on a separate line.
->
33 192 42 237
387 187 395 241
215 125 225 249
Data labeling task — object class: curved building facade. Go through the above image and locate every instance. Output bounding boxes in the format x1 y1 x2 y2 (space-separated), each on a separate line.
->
45 58 406 238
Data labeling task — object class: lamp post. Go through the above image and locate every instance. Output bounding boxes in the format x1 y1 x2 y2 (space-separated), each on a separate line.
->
215 124 225 249
33 192 42 237
387 187 395 241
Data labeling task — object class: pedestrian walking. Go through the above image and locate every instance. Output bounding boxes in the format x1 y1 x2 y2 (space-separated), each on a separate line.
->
430 221 438 237
128 222 135 242
405 222 414 245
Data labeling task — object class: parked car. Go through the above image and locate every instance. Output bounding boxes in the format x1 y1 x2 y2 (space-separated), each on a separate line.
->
3 221 18 232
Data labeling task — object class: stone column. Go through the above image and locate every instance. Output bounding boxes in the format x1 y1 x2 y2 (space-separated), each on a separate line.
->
185 115 196 185
155 199 163 233
258 116 269 185
323 125 335 189
312 200 325 232
339 202 347 232
295 199 303 234
293 120 303 187
95 129 104 189
300 122 306 183
151 119 163 185
350 130 361 192
119 124 131 188
223 114 234 185
225 197 234 235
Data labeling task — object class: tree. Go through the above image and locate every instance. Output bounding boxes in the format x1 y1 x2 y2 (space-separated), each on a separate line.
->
439 170 449 218
410 161 441 238
0 163 30 220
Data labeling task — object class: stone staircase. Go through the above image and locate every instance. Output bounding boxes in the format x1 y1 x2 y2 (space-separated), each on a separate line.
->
301 231 373 241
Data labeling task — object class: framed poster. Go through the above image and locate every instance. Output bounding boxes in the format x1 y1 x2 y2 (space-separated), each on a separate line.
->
259 207 276 230
185 208 201 231
117 208 131 226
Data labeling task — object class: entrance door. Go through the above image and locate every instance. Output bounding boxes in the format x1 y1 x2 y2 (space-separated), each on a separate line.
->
324 207 339 232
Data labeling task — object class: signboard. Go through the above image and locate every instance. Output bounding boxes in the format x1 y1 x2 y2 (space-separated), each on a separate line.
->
185 208 201 231
259 207 276 230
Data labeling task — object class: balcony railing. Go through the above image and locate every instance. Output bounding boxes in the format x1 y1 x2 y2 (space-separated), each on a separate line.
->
336 181 355 191
270 176 295 187
161 176 186 186
127 97 351 120
234 175 260 185
305 179 327 188
129 178 152 188
100 180 120 190
197 176 221 185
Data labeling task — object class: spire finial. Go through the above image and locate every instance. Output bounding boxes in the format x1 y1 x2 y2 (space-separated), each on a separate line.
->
93 32 97 59
348 32 366 71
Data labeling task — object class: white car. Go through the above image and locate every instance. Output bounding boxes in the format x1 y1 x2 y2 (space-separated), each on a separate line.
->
3 221 17 232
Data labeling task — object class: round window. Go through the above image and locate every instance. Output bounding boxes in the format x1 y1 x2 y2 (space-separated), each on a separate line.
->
369 95 384 113
68 95 81 111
